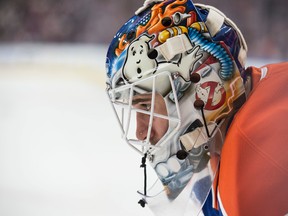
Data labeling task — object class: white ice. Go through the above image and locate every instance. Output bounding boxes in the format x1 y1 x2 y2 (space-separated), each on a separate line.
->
0 43 155 216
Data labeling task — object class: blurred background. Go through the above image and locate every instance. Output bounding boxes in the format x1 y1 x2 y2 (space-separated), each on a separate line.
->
0 0 286 216
0 0 287 58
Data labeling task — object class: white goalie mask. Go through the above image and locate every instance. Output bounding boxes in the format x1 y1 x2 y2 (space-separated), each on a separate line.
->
105 0 247 215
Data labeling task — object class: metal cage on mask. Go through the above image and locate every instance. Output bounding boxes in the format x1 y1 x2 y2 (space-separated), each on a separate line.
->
106 70 182 156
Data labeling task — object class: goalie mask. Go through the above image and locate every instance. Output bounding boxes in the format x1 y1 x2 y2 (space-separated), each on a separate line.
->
105 0 247 215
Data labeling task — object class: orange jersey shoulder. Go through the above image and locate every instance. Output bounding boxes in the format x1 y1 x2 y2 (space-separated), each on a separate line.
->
217 62 288 215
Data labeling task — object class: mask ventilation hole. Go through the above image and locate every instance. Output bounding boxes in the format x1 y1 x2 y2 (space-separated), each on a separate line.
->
126 30 136 41
161 17 172 27
147 48 158 59
176 150 188 160
190 73 201 83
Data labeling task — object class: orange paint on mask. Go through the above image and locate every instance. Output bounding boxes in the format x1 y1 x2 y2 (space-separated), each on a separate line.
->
115 0 191 56
137 0 187 41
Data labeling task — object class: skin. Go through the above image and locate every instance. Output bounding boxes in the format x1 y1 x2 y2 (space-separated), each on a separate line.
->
133 93 169 145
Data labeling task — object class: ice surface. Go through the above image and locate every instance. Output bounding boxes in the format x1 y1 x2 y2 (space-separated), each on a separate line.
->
0 43 154 216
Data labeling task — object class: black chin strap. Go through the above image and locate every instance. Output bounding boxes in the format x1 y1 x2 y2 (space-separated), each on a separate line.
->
194 99 211 138
138 153 147 207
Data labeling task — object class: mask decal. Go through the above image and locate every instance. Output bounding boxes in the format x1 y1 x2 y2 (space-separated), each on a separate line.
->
187 28 234 80
123 35 157 81
195 81 226 111
122 33 203 95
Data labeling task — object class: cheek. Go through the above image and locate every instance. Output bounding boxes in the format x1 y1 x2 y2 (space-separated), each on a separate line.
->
153 96 169 136
153 117 168 136
136 113 150 130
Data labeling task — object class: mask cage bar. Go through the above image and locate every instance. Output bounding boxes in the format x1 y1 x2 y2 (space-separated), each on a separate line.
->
107 71 182 156
145 76 156 148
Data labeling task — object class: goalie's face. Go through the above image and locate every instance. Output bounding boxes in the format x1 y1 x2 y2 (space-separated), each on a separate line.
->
107 71 182 154
133 93 168 145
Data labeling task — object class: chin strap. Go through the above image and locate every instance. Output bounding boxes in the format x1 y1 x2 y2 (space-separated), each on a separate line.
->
138 153 148 207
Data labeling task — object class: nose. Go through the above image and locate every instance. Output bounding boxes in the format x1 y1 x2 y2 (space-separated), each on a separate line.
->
136 113 154 141
136 117 148 140
136 129 147 141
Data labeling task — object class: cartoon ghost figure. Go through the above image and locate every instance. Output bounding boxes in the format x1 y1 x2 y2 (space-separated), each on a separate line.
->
122 34 204 96
123 35 157 83
122 35 173 95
